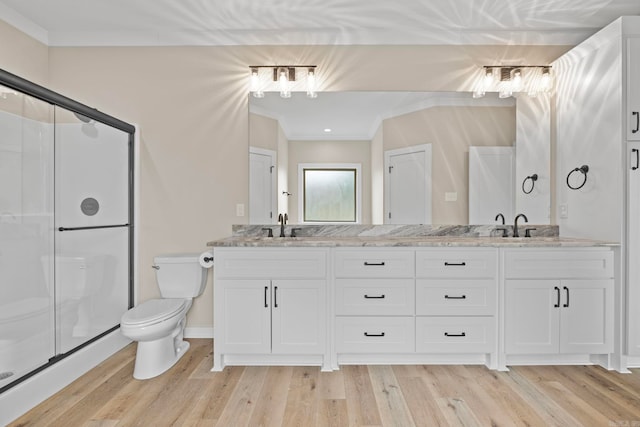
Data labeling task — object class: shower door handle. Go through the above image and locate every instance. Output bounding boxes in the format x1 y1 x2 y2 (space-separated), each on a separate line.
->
58 223 129 232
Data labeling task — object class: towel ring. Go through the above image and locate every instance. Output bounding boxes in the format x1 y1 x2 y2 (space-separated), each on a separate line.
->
566 165 589 190
522 174 538 194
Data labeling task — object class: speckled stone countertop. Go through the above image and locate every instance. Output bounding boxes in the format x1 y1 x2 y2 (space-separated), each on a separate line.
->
208 236 618 248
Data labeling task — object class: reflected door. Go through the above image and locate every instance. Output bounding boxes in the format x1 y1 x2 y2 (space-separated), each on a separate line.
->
384 144 432 224
469 146 514 224
249 147 276 224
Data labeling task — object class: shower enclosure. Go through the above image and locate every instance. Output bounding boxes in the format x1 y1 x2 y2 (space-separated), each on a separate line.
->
0 69 134 393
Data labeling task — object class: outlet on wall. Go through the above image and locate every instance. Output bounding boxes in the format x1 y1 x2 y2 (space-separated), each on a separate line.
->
559 203 568 219
236 203 245 217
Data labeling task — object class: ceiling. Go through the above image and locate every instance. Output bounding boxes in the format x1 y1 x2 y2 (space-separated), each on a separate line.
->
0 0 638 47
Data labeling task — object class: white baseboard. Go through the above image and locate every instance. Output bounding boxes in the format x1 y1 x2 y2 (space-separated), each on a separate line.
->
0 330 130 426
184 327 214 339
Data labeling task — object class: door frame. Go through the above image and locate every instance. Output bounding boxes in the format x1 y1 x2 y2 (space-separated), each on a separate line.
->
249 146 277 224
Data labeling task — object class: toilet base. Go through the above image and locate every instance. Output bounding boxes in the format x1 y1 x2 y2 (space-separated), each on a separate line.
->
132 323 190 380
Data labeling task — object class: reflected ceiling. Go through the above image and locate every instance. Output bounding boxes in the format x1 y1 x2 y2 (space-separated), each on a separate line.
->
250 92 515 140
0 0 638 46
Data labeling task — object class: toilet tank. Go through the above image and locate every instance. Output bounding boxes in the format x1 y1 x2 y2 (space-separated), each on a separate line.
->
154 253 208 298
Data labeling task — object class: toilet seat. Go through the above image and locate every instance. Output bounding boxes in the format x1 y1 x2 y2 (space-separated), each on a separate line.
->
121 298 187 327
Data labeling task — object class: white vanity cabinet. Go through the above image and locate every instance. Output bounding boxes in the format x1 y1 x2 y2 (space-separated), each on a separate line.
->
503 249 614 356
334 249 416 354
212 248 328 371
415 248 497 355
627 37 640 140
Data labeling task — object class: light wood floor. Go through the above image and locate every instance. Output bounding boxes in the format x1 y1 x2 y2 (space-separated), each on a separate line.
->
9 339 640 427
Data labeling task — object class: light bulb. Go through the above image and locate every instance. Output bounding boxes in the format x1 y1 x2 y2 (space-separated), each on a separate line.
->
306 68 317 98
278 67 291 98
250 68 264 98
483 68 494 90
540 67 552 92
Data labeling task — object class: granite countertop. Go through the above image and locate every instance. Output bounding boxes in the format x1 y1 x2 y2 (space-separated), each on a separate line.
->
207 236 619 248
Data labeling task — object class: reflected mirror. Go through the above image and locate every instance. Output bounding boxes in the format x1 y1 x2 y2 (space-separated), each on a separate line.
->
249 91 550 225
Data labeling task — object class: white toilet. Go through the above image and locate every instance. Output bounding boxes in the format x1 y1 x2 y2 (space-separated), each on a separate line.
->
120 253 208 380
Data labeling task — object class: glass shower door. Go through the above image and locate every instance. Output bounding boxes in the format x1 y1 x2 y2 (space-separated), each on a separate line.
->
54 107 130 354
0 86 55 389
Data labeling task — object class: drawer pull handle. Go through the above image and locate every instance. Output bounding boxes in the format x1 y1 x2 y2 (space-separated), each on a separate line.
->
264 286 269 308
274 286 278 308
444 295 466 300
364 332 385 337
364 261 386 266
554 286 560 308
444 332 466 337
364 294 386 299
563 286 570 308
444 262 466 266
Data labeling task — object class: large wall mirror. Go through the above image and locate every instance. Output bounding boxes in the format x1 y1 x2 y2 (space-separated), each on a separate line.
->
249 91 550 225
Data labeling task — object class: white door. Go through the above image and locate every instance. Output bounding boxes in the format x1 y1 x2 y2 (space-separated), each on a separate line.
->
271 280 325 354
560 279 613 354
505 280 559 354
220 279 271 354
469 146 514 224
384 144 432 224
249 147 276 224
628 142 640 355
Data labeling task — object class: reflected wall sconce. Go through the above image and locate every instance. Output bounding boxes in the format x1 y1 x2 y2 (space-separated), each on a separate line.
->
249 65 318 99
473 65 552 99
522 173 538 194
566 165 589 190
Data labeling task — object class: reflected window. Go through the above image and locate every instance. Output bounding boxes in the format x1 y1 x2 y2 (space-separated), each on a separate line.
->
300 164 361 223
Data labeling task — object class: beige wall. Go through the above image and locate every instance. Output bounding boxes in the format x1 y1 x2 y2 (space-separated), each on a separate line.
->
249 112 278 152
0 20 48 86
288 139 372 224
0 27 570 329
383 106 516 224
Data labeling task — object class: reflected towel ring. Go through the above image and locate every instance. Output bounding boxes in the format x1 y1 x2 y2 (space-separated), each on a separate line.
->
566 165 589 190
522 174 538 194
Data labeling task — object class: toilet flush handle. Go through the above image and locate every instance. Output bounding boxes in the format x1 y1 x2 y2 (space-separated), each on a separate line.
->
152 265 160 270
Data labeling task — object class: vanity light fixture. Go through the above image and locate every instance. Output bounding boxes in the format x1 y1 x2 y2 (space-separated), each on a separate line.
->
248 65 319 99
474 65 553 99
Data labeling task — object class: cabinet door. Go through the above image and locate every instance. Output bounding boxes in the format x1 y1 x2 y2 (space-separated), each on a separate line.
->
629 142 640 355
219 279 271 354
628 37 640 140
271 280 325 354
560 279 613 354
505 280 560 354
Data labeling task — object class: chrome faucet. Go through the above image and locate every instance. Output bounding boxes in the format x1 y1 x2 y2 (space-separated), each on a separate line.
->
278 213 288 237
513 213 528 238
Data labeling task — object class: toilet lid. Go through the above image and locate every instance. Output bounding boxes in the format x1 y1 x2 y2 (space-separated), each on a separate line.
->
121 298 187 326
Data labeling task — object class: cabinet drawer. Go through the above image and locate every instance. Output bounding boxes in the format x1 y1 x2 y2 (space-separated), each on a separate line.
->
336 279 414 316
334 249 414 278
214 248 327 279
415 249 497 279
504 249 613 279
335 317 415 353
416 279 496 315
416 316 494 353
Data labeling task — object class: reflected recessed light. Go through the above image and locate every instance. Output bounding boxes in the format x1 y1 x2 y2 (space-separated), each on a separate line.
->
324 128 332 133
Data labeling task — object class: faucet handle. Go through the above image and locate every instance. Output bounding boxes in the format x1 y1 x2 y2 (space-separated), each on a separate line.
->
290 228 302 238
494 227 508 238
524 228 537 238
261 227 274 237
